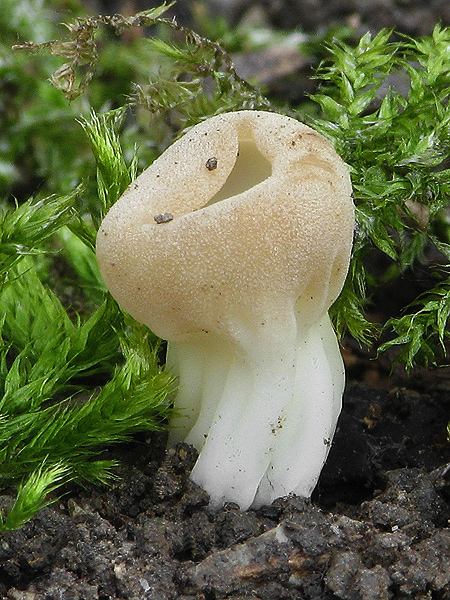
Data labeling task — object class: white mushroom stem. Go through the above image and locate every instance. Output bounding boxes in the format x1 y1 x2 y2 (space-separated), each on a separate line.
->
96 110 354 510
168 311 344 509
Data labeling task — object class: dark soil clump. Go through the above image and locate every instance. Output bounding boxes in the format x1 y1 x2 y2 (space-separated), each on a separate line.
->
2 381 450 599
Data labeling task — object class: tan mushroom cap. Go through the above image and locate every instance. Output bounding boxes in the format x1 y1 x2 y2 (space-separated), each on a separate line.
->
96 110 354 344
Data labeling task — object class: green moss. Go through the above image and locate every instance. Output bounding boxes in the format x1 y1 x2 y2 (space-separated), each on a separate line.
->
307 26 450 367
4 3 450 529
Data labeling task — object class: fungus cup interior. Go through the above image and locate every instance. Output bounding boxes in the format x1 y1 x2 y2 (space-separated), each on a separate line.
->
96 110 355 510
207 137 272 205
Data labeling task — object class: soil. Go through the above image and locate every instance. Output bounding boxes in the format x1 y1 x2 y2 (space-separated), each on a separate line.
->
2 378 450 600
3 1 450 599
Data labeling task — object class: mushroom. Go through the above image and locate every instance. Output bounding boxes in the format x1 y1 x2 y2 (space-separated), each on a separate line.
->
96 110 354 510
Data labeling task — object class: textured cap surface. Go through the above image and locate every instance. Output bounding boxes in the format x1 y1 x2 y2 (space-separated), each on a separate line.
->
96 110 354 343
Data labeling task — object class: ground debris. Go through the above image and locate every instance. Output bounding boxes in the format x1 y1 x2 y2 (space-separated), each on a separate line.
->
2 383 450 599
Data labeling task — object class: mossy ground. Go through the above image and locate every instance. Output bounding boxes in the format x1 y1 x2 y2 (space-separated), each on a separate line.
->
2 1 450 597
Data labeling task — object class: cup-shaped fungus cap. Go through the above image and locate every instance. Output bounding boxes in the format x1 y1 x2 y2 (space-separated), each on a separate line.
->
96 110 354 510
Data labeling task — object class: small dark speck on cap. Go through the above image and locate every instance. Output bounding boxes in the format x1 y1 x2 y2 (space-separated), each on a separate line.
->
154 213 174 224
205 157 218 170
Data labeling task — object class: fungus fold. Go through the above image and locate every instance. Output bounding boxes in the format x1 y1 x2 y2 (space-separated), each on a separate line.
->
96 110 354 510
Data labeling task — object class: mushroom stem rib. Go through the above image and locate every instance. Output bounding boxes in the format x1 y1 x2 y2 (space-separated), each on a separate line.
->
96 110 355 510
170 312 344 510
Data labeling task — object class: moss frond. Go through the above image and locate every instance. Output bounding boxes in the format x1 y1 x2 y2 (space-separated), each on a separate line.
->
307 26 450 364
